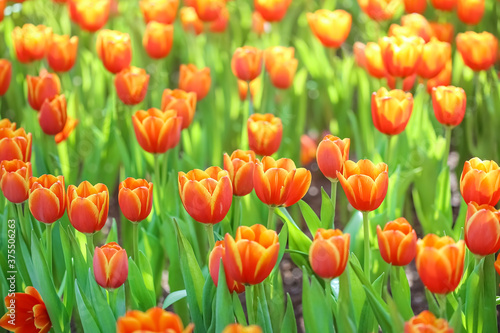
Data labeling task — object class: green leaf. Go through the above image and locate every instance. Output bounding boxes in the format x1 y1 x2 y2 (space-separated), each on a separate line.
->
320 187 334 229
337 268 356 333
386 295 405 333
298 200 321 235
465 258 483 332
449 298 464 333
106 219 118 243
163 290 188 309
138 250 157 305
302 270 334 333
425 289 440 317
128 258 156 310
233 292 247 325
215 262 234 332
275 222 288 271
390 266 414 320
281 294 297 333
482 254 497 333
87 269 117 332
75 280 101 333
202 276 216 330
256 284 273 333
277 208 312 269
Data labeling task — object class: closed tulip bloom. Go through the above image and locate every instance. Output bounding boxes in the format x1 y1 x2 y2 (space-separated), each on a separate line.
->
353 42 367 69
179 64 211 100
432 85 466 127
416 234 465 294
0 60 11 96
0 127 32 163
93 242 128 289
264 47 297 89
417 38 451 79
316 135 350 182
307 9 352 48
358 0 400 21
115 67 150 105
337 160 388 212
117 308 194 333
132 108 182 154
27 70 62 111
400 13 433 43
252 11 265 35
430 22 454 43
178 166 232 224
29 175 66 224
300 135 317 166
140 0 179 24
96 30 132 74
180 7 204 35
404 0 426 13
465 202 500 256
404 311 453 333
55 116 79 144
118 178 153 222
193 0 225 21
161 89 197 129
12 24 52 63
223 150 257 196
309 228 350 279
72 0 110 32
456 31 498 72
379 35 424 78
460 158 500 206
430 0 457 11
371 87 414 136
39 95 67 135
222 324 262 333
0 160 32 204
254 156 311 207
143 22 174 59
388 24 416 39
247 113 282 156
427 61 452 94
231 47 263 82
364 42 386 79
458 0 485 25
210 7 229 32
254 0 290 22
209 241 245 293
47 34 78 72
377 217 417 266
224 224 279 285
67 181 109 234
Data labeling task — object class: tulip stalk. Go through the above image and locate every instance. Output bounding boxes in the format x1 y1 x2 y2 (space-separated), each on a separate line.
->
442 126 452 170
330 181 337 228
362 211 371 279
15 203 29 248
436 293 447 319
245 284 256 324
46 223 54 272
205 224 215 249
86 233 94 258
131 222 139 261
232 196 241 232
267 206 277 230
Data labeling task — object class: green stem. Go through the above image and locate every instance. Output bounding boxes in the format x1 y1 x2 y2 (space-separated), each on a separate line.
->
131 222 139 261
15 203 29 247
362 211 371 280
385 135 395 167
245 284 255 324
396 77 404 90
232 196 241 233
247 81 254 115
153 154 161 214
46 223 54 272
442 126 452 171
206 224 215 249
436 293 447 319
330 181 337 229
267 206 276 230
324 278 332 297
86 233 94 259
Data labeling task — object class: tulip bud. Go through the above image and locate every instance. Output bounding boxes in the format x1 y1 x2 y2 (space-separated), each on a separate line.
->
179 64 211 100
364 42 386 79
456 31 498 72
143 22 174 59
140 0 179 24
404 311 452 333
429 22 454 43
0 59 12 96
67 181 109 234
118 178 153 222
117 308 194 333
465 202 500 256
39 95 67 135
210 7 229 33
400 13 432 43
377 218 417 266
358 0 400 21
193 0 225 22
114 67 150 105
0 127 32 163
307 9 352 48
430 0 457 11
12 24 52 63
353 42 367 69
427 61 452 94
96 30 132 74
247 113 282 156
71 0 110 32
404 0 426 13
238 79 260 102
460 157 500 206
231 46 263 82
27 70 62 111
379 35 424 78
47 34 79 72
161 89 197 129
132 108 182 154
457 0 484 25
254 0 290 22
371 87 414 136
209 241 245 293
316 135 350 182
264 46 297 89
252 11 265 35
309 228 350 279
93 242 128 289
180 6 204 35
29 175 66 224
223 149 257 196
0 0 5 22
222 324 263 333
431 85 466 127
0 160 32 204
417 38 451 79
55 116 79 144
300 135 317 166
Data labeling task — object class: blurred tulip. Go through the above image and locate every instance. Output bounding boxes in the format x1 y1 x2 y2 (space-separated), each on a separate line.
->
264 46 297 89
115 67 150 105
386 74 417 91
457 0 484 25
29 175 66 224
179 64 211 100
180 6 204 35
210 6 229 32
353 42 367 69
55 116 79 144
143 22 174 59
96 30 132 74
254 0 290 22
47 34 78 72
117 308 194 333
337 159 388 212
178 166 232 224
27 70 61 111
371 87 413 136
416 234 465 294
431 85 466 127
429 22 454 43
404 0 426 13
0 160 32 204
224 224 279 284
118 178 153 222
465 202 500 256
67 181 109 234
300 135 317 166
456 31 498 72
232 46 263 82
404 311 453 333
307 9 352 48
0 119 15 131
316 135 350 182
209 241 245 293
12 24 52 63
379 35 424 78
161 89 197 129
430 0 457 11
222 324 262 333
254 156 311 207
39 95 67 135
140 0 179 24
237 79 259 101
71 0 110 32
252 11 265 35
388 24 416 39
460 158 500 206
93 242 128 289
401 13 432 43
364 42 386 79
0 0 4 22
309 228 350 279
377 217 417 266
223 150 257 196
417 38 451 79
426 60 452 94
132 108 182 154
0 59 11 96
0 127 32 163
247 113 282 156
193 0 225 21
358 0 400 21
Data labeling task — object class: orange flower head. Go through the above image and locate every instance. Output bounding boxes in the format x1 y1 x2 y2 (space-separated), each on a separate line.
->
457 0 484 25
209 240 245 293
222 324 263 333
132 108 182 154
401 13 433 42
12 24 52 63
29 175 66 224
465 202 500 256
404 0 426 13
161 89 197 130
224 224 280 284
254 0 290 22
140 0 179 24
180 6 204 35
193 0 225 21
0 0 4 22
93 242 128 289
223 150 257 196
115 67 150 105
416 234 465 294
252 11 266 35
72 0 110 32
316 135 350 182
364 42 386 79
119 178 153 222
67 181 109 234
337 159 388 212
377 217 417 266
430 22 454 43
0 59 12 96
358 0 400 21
117 307 194 333
27 70 62 111
404 310 453 333
0 160 32 204
39 95 67 135
247 113 282 156
371 87 414 136
417 38 451 79
460 157 500 206
179 64 211 100
238 79 260 102
178 166 233 224
431 85 466 127
96 29 132 74
264 46 297 89
307 9 352 48
143 22 174 59
210 6 229 32
456 31 498 72
379 35 424 78
430 0 457 11
427 61 452 94
231 46 263 82
55 116 79 144
354 42 367 69
47 34 78 72
300 135 317 166
0 127 32 163
309 228 350 279
253 156 311 207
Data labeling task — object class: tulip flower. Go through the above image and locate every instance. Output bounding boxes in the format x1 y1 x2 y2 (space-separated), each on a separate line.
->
0 0 4 22
0 287 51 333
379 35 424 78
358 0 400 21
47 34 78 73
364 42 386 79
93 242 128 289
161 89 197 130
404 311 453 333
193 0 225 22
377 217 417 266
237 79 260 102
209 241 245 293
96 29 132 74
38 95 67 135
417 38 451 79
117 308 194 333
55 116 79 144
456 31 498 72
180 6 204 35
429 22 454 43
0 160 32 204
427 61 452 94
253 156 311 207
307 9 352 48
67 181 109 234
224 224 279 285
316 135 350 182
178 166 232 224
495 253 500 277
431 86 466 127
12 24 52 63
254 0 290 22
179 64 211 100
118 178 153 222
143 22 174 59
309 228 350 279
0 59 11 96
386 74 417 91
371 87 414 136
27 70 62 111
29 175 66 224
252 11 265 35
71 0 110 32
222 324 263 333
400 13 433 43
416 234 465 294
460 157 500 206
353 42 367 69
132 108 182 154
388 24 416 39
223 150 257 196
457 0 485 25
264 46 297 89
140 0 179 24
430 0 457 11
404 0 426 13
300 135 317 166
210 7 229 33
0 127 32 163
465 202 500 256
247 113 282 156
231 46 263 82
114 67 150 105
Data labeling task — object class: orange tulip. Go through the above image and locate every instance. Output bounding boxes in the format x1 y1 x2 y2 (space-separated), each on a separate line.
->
253 156 311 207
55 116 79 144
71 0 110 32
252 11 265 35
39 95 67 135
404 311 453 333
364 42 386 79
178 166 232 224
12 24 52 63
427 60 452 94
27 70 62 111
247 114 282 156
416 234 465 294
96 29 132 74
161 89 197 129
231 46 263 82
93 242 128 289
254 0 290 22
353 42 367 69
307 9 352 48
430 22 454 43
300 135 317 166
456 31 498 72
140 0 179 24
457 0 485 25
29 175 66 224
431 85 466 127
0 59 11 96
224 224 279 285
316 135 350 182
132 108 182 154
209 6 229 32
0 127 32 163
47 34 78 72
460 157 500 206
143 22 174 59
430 0 457 11
377 217 417 266
0 0 4 22
237 79 260 101
404 0 426 13
337 160 388 212
379 35 424 78
117 308 194 333
0 160 32 204
118 178 153 222
371 87 414 136
223 149 257 196
400 13 433 43
264 46 297 89
179 64 211 100
209 240 245 293
309 228 350 279
358 0 400 21
180 7 204 35
417 38 451 79
114 67 150 105
465 202 500 256
222 324 262 333
0 287 51 333
193 0 225 21
67 181 109 234
388 24 417 40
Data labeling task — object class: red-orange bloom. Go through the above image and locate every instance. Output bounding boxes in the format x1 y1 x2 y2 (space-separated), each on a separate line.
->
115 67 150 105
307 9 352 48
47 34 78 73
0 59 11 96
377 218 417 266
364 42 386 79
353 42 367 69
404 311 453 333
427 61 452 94
404 0 426 13
224 224 279 285
27 70 62 111
253 156 311 207
371 87 414 136
0 160 32 204
132 108 182 154
247 113 282 156
0 287 51 333
379 35 424 78
300 135 317 166
337 159 388 212
193 0 225 21
400 13 433 43
358 0 400 21
93 242 128 289
178 166 233 224
252 11 265 35
430 0 457 11
0 0 4 22
231 46 263 82
161 89 197 129
431 85 466 127
118 178 153 222
143 22 174 59
264 46 297 89
55 116 79 144
254 0 290 22
12 24 52 63
29 175 66 224
237 79 260 102
417 38 451 79
465 202 500 256
0 127 32 163
309 228 350 279
429 22 454 43
67 181 109 234
117 308 194 333
179 64 211 100
180 7 204 35
71 0 110 32
416 234 465 294
316 135 350 182
223 149 257 196
140 0 179 24
460 157 500 206
456 31 498 72
210 7 229 32
96 29 132 74
222 324 262 333
457 0 485 25
39 95 67 135
209 240 245 293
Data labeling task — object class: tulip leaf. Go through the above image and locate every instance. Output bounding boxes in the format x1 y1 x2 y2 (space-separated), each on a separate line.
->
298 200 321 235
281 294 297 333
275 222 288 271
127 257 156 310
256 283 273 333
277 208 312 269
449 298 464 333
233 292 247 326
138 250 157 305
482 254 497 333
66 226 90 292
266 269 285 333
337 268 356 333
215 262 235 332
386 295 405 333
87 269 117 332
320 187 334 229
105 219 117 243
59 224 75 315
163 290 188 309
302 270 334 333
389 266 414 320
424 289 440 317
75 280 102 333
202 277 216 329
